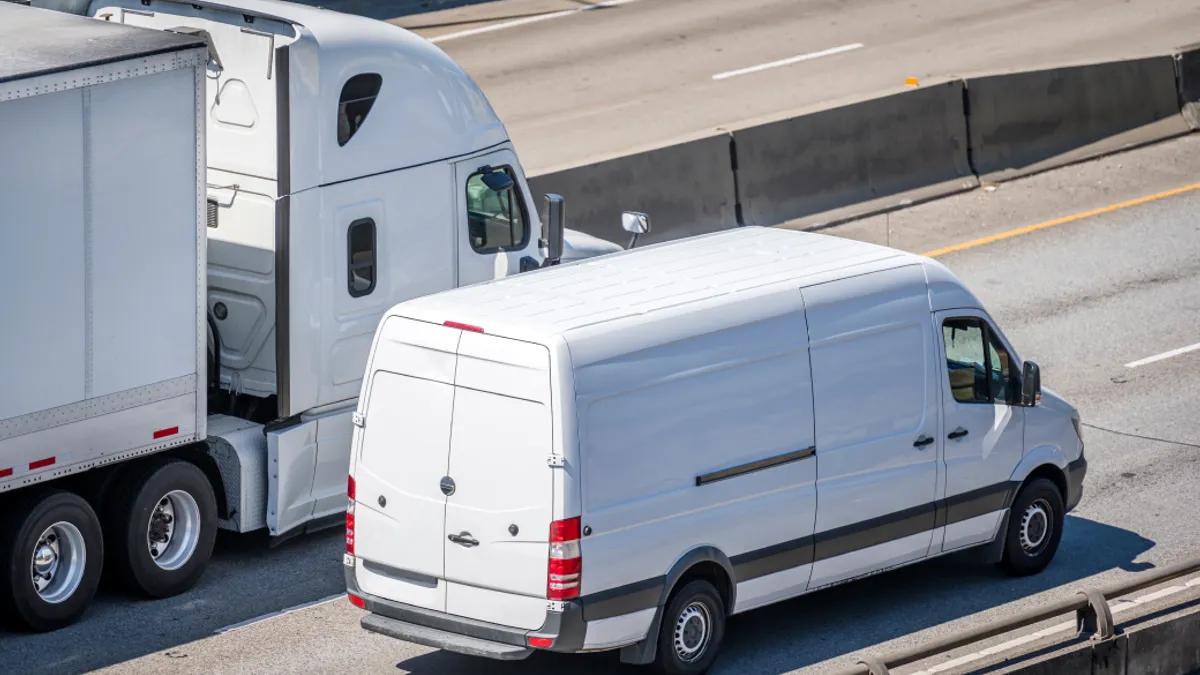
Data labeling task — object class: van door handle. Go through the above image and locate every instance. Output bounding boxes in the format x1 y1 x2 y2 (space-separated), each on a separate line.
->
448 532 479 548
913 435 935 448
948 427 970 440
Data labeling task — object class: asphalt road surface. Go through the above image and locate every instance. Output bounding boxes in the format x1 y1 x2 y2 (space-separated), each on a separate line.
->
345 0 1200 172
3 132 1197 675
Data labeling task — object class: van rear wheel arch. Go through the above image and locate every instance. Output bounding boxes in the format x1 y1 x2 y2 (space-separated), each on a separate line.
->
659 547 736 615
620 547 735 667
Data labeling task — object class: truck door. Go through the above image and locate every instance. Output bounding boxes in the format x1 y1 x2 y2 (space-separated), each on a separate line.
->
453 148 542 287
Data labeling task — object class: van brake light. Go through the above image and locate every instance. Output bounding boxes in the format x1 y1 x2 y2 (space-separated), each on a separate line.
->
444 321 484 333
346 476 356 556
547 517 582 601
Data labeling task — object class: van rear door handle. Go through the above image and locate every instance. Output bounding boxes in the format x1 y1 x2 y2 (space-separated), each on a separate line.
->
913 435 935 448
448 532 479 548
948 427 970 440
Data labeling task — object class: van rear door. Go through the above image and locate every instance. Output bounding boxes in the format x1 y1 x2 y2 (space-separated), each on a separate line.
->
442 330 554 630
352 317 458 612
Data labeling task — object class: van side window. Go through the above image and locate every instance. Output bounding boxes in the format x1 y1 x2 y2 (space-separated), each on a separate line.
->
347 218 376 297
942 317 1013 405
465 167 529 253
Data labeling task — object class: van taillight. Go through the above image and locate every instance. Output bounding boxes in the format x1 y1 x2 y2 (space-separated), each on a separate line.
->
547 517 582 601
346 476 356 556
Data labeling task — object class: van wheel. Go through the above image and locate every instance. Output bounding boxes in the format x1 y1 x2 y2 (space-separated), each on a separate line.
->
0 490 104 632
105 458 217 598
653 579 726 675
999 478 1064 577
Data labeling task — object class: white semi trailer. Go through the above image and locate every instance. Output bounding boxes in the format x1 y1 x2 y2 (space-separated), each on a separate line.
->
0 0 618 631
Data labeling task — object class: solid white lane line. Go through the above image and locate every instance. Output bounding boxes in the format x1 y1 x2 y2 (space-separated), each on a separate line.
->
429 0 640 44
214 594 345 634
1125 341 1200 368
711 43 864 81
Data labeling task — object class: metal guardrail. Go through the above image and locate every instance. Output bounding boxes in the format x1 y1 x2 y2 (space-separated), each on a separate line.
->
836 557 1200 675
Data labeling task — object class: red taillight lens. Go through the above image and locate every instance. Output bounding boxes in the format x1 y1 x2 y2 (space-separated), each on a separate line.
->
346 476 356 556
527 637 553 648
547 517 582 601
348 594 365 609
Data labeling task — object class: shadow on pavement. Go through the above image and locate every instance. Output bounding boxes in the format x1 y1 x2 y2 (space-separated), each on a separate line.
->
395 516 1155 674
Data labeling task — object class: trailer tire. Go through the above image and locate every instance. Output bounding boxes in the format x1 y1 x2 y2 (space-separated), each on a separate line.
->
105 458 217 599
0 490 104 632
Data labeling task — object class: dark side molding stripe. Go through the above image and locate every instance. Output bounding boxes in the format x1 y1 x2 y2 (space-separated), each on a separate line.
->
696 447 816 486
578 480 1021 620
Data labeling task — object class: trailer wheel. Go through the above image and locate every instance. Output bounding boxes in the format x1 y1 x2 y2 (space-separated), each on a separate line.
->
105 458 217 598
0 490 104 632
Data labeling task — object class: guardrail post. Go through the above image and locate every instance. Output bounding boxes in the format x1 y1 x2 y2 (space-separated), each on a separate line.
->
1076 589 1115 640
857 655 891 675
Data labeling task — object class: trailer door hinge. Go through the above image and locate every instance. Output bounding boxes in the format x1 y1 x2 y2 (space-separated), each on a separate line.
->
546 454 565 468
352 412 366 428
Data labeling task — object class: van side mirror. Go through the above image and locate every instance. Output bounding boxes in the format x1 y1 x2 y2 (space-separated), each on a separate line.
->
622 211 651 249
1020 361 1041 406
540 193 565 266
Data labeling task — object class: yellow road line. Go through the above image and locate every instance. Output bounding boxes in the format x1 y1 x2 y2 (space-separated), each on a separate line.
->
922 182 1200 258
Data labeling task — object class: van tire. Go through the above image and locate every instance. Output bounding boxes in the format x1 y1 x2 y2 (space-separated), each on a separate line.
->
104 458 217 598
652 579 726 675
999 478 1064 577
0 490 104 632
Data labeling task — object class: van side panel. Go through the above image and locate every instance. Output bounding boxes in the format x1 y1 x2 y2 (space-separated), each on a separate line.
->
804 265 941 589
574 308 817 622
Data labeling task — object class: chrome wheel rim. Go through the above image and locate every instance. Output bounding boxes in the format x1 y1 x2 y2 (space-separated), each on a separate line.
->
673 601 712 663
1020 498 1053 555
147 490 201 571
30 522 86 604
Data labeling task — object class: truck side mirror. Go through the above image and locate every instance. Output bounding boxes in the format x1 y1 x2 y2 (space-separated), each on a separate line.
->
540 193 565 266
622 211 651 249
1020 361 1041 406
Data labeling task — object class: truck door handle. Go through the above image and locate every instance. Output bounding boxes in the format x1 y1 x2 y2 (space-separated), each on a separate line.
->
948 427 970 440
913 435 935 448
448 532 479 548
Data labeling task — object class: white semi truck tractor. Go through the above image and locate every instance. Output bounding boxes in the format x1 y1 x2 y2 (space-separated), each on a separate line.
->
0 0 619 631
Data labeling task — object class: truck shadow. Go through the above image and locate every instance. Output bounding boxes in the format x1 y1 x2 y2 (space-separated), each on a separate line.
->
394 516 1155 674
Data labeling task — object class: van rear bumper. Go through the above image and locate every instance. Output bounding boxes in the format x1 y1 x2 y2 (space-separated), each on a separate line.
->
346 566 587 659
361 613 534 660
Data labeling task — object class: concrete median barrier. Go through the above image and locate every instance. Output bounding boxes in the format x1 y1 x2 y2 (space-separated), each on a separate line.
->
1176 43 1200 131
966 56 1190 182
732 81 977 231
527 133 738 246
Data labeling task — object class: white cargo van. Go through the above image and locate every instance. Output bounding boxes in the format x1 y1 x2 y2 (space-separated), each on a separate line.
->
344 227 1087 674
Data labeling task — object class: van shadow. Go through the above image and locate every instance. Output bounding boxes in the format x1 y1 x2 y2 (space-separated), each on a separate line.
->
393 516 1154 674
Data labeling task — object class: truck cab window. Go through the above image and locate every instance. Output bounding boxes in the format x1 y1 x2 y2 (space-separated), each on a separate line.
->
338 73 382 147
942 317 1014 404
465 167 529 253
347 218 376 297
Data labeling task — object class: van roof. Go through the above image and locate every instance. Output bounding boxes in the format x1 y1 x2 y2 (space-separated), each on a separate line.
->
394 227 969 349
0 4 205 84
